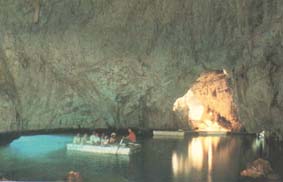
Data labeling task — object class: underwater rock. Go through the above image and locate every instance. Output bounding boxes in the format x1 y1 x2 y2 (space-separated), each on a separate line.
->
241 158 281 181
65 171 82 182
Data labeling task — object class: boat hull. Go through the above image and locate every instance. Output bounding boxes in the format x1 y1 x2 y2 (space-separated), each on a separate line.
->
67 143 140 155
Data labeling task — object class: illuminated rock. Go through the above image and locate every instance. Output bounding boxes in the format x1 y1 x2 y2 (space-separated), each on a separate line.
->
173 71 241 131
65 171 82 182
241 158 272 178
240 158 281 181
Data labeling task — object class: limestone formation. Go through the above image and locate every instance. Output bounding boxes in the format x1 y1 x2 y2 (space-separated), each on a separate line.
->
174 71 242 131
241 158 281 181
241 158 273 178
0 0 282 137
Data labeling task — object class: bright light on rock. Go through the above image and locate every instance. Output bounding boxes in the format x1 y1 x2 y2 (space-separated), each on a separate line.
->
186 90 204 121
173 71 241 131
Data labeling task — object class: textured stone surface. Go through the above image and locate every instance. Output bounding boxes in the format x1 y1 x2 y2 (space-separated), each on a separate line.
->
240 158 281 181
0 0 282 136
174 71 241 131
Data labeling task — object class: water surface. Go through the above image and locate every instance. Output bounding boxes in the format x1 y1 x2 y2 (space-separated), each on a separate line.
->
0 134 281 182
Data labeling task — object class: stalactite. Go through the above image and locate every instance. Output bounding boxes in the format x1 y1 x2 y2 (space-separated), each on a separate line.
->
33 0 40 24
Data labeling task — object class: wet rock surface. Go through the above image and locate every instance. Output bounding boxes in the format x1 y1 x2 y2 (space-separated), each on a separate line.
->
0 1 282 137
241 158 281 182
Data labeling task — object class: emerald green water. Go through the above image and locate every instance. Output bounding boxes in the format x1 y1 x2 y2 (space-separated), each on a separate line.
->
0 134 282 182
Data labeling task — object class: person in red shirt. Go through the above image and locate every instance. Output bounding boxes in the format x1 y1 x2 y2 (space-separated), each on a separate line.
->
127 128 136 143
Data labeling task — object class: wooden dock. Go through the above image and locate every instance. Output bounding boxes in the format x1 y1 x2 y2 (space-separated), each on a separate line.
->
197 131 228 135
152 130 254 138
153 130 185 138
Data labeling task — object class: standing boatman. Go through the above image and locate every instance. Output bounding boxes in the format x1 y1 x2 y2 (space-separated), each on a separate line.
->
127 128 136 143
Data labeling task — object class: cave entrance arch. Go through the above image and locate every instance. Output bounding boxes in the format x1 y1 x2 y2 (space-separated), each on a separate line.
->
173 70 241 132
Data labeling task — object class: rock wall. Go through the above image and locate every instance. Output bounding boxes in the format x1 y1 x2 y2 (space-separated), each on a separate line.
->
173 71 242 131
0 0 282 136
191 71 241 131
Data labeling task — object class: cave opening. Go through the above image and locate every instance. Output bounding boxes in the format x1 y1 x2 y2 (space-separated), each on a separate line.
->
173 70 242 132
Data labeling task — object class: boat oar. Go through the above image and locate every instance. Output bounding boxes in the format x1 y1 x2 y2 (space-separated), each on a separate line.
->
115 137 124 154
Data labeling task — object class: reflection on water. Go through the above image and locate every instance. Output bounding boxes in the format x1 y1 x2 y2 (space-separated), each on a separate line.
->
0 135 131 182
172 137 220 181
171 136 262 182
0 134 281 182
9 135 73 158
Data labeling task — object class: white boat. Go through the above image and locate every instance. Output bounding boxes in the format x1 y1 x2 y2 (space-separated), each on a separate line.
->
66 143 141 155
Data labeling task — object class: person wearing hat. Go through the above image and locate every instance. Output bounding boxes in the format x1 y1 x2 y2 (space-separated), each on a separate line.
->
109 132 117 144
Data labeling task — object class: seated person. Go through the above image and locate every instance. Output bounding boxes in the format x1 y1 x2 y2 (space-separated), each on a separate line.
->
89 131 100 145
101 135 109 145
73 133 81 144
80 133 88 144
109 132 117 144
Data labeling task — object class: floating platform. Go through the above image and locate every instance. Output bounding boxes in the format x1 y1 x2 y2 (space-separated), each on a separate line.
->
152 130 230 138
197 131 228 135
153 130 185 138
66 143 141 155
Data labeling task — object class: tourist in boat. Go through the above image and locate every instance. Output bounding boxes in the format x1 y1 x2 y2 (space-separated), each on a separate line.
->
101 135 109 145
125 128 136 143
73 133 81 144
100 133 106 144
89 131 100 145
109 132 117 144
81 133 88 144
100 133 105 139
